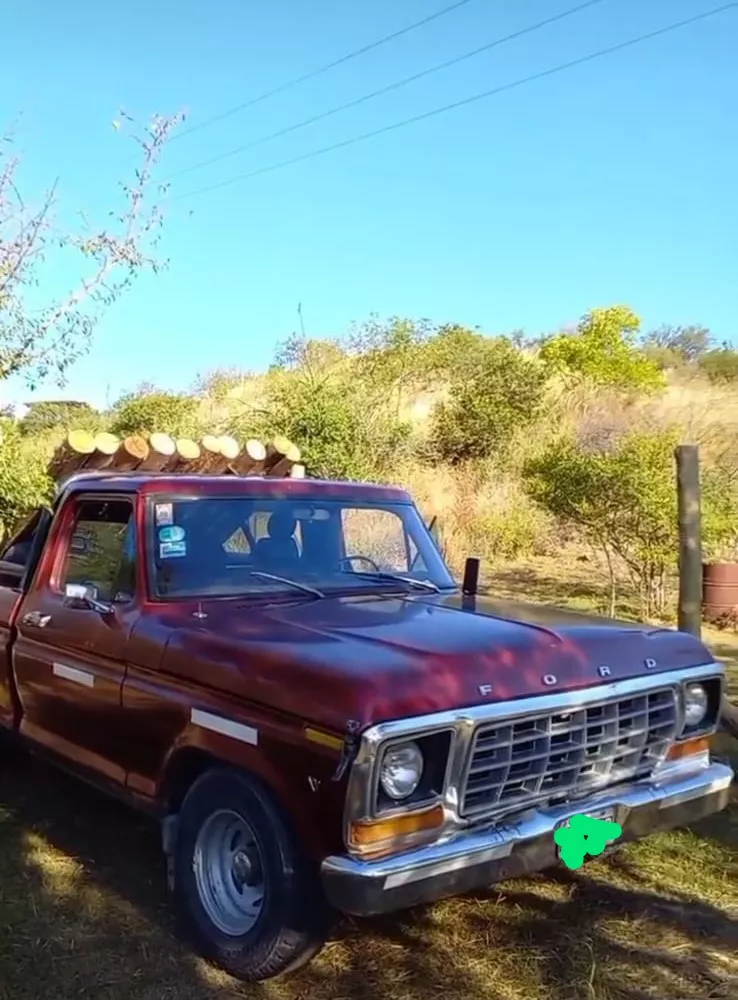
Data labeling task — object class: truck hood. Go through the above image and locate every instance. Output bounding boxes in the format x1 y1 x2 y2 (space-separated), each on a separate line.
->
161 591 715 732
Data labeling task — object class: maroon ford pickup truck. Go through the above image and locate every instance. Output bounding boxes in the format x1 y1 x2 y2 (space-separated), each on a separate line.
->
0 471 732 981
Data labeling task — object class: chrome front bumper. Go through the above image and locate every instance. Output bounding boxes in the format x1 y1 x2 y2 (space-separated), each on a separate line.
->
321 759 734 917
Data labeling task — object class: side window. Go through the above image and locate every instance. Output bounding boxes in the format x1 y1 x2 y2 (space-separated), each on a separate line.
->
341 508 414 572
60 498 136 603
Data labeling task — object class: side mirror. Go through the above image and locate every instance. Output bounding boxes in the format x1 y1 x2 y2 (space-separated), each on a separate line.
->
64 582 114 616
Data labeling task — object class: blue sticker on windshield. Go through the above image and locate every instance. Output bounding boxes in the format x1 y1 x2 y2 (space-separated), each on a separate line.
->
159 525 185 543
160 540 187 559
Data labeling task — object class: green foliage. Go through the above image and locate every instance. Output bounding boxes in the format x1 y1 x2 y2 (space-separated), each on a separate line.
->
523 430 738 617
430 337 547 463
701 465 738 561
467 507 543 562
642 344 684 371
523 431 679 617
698 348 738 385
269 379 365 480
540 306 664 392
0 424 52 539
110 390 200 438
263 333 415 481
19 400 100 437
347 317 438 414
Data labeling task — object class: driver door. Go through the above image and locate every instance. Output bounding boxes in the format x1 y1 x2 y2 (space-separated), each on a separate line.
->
12 492 140 786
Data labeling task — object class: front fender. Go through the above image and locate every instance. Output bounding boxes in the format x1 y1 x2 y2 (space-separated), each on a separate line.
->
157 709 347 861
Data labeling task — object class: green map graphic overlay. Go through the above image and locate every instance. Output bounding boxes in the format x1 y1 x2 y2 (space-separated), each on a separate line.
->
553 813 623 870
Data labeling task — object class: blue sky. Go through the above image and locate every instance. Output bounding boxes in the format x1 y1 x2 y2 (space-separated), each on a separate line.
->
2 0 736 409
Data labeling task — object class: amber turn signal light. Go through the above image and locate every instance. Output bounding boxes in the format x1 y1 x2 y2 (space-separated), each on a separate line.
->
348 804 445 857
666 734 710 761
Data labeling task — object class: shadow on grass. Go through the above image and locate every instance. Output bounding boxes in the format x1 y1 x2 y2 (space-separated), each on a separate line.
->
485 566 642 621
1 751 736 1000
465 866 737 1000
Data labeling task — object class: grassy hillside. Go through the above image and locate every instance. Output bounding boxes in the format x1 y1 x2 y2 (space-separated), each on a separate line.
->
6 311 738 628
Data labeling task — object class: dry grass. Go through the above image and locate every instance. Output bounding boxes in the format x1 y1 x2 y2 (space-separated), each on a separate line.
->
388 371 738 582
0 562 735 1000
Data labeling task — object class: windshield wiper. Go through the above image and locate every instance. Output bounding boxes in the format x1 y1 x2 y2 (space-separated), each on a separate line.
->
346 571 440 593
249 571 325 599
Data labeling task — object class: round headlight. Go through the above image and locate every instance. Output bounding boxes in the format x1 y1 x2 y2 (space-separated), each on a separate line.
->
683 683 709 728
380 741 424 800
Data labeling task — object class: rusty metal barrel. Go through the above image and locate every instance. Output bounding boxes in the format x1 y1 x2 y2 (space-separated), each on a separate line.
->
702 562 738 623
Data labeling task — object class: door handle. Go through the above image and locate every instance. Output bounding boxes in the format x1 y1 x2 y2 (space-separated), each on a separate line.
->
21 611 52 628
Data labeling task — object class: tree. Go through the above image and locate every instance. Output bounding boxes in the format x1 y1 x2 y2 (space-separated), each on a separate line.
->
1 110 182 388
19 399 100 437
430 336 547 464
347 317 436 418
523 431 738 619
110 389 200 438
539 306 664 392
263 332 414 480
644 324 712 363
0 422 52 540
698 346 738 385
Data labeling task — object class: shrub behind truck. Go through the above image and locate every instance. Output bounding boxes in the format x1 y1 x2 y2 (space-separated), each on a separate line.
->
0 469 732 982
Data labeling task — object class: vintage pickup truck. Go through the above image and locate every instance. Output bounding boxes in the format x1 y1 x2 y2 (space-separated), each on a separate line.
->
0 470 732 982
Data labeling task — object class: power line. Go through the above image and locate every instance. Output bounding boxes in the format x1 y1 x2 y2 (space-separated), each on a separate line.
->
175 3 737 202
169 0 607 182
171 0 481 143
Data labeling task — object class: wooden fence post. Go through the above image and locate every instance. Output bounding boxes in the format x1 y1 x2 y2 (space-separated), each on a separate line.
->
675 444 702 637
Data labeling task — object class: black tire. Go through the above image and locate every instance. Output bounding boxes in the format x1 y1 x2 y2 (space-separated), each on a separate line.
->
173 766 332 982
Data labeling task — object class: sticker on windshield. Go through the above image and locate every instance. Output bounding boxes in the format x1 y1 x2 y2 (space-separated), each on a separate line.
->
155 502 174 526
160 540 187 559
159 525 185 543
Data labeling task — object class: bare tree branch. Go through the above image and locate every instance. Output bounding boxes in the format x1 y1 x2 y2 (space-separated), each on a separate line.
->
0 110 184 387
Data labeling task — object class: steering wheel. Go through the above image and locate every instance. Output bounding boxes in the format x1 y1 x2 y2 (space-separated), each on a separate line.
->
337 555 381 574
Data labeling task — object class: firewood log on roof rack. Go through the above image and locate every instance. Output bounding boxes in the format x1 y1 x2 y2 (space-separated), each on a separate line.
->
49 430 305 485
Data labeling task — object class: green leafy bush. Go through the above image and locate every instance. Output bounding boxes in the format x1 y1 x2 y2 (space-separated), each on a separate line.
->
540 306 664 392
467 507 544 562
19 400 101 437
430 337 547 463
523 429 738 618
701 464 738 561
260 331 421 481
698 348 738 385
110 390 200 438
523 431 678 617
0 424 52 540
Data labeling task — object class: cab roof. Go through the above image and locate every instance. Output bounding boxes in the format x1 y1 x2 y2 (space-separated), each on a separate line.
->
57 471 412 505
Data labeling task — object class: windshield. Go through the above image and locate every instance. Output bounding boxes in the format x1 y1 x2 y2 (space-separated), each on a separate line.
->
147 495 456 599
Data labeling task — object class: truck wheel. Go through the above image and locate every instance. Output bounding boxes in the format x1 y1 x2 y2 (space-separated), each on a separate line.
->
172 767 331 981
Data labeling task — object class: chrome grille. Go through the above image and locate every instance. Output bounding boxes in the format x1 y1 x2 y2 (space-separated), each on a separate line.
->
461 687 678 819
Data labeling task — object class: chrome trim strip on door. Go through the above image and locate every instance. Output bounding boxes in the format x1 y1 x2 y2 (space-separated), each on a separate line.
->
190 708 259 746
52 663 95 689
